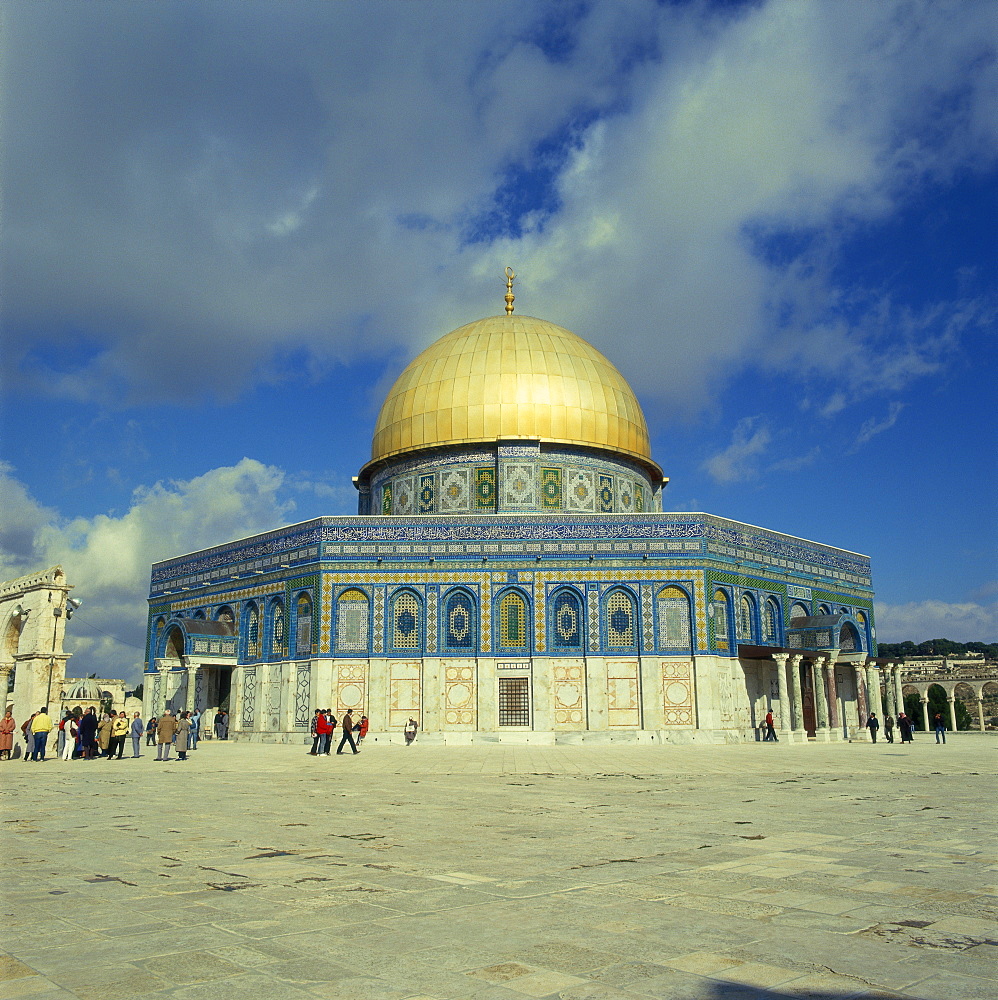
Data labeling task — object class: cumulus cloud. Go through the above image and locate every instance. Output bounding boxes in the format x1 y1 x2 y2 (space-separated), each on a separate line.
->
702 416 771 484
875 598 998 645
0 460 298 684
1 0 994 418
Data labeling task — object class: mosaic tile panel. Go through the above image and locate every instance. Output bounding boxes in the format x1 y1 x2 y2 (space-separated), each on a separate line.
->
606 590 636 648
394 476 414 516
598 474 614 513
476 467 496 509
241 667 257 730
540 467 562 509
641 583 654 651
441 469 470 512
588 589 600 652
618 478 634 513
657 586 693 650
635 484 645 513
373 587 384 654
392 591 420 650
426 589 438 653
320 574 333 654
294 664 311 728
418 474 435 514
498 590 528 649
565 469 596 512
502 463 536 508
381 483 392 515
336 589 369 654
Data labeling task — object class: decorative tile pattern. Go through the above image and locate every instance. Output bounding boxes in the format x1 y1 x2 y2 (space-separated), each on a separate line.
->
657 585 693 650
441 469 470 512
476 467 496 509
336 588 369 654
606 590 636 648
618 478 634 513
598 474 614 513
502 463 536 508
373 587 384 654
565 469 596 512
635 484 645 513
587 589 600 651
551 590 582 650
662 660 694 726
394 476 414 515
640 583 654 650
540 467 562 509
381 483 392 515
418 474 435 514
498 590 528 649
392 591 420 650
426 589 438 653
320 574 333 654
444 590 475 650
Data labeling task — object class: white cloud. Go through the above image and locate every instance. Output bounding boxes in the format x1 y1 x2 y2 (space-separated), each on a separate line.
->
850 401 906 452
0 460 297 685
875 599 998 644
1 0 994 418
702 416 771 484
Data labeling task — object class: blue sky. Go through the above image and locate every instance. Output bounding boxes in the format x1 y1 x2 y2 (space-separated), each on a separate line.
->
1 0 996 684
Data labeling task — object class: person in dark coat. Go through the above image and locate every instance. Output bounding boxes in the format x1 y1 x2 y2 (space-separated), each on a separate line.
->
763 710 778 742
884 714 895 743
336 709 359 754
866 713 880 743
78 708 99 759
897 713 913 743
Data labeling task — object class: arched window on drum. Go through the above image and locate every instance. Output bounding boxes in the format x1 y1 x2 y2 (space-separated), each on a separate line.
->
856 610 871 650
336 589 369 654
790 602 810 622
656 586 692 651
737 594 757 643
497 590 529 651
244 602 261 660
268 599 286 659
839 621 862 652
442 589 476 653
391 590 422 653
763 597 781 644
604 589 638 650
295 593 313 658
550 589 583 652
712 589 731 650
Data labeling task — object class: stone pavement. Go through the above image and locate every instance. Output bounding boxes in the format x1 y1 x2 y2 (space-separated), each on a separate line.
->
1 736 996 1000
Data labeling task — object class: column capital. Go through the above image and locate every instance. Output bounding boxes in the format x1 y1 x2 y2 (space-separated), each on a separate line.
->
772 652 789 666
789 653 803 667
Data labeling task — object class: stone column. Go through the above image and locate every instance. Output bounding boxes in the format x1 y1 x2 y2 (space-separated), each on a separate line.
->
0 664 11 711
789 654 805 736
825 657 840 737
185 665 197 713
866 663 884 723
920 693 930 733
883 667 896 719
947 692 958 733
812 657 830 740
893 664 904 718
854 664 869 739
977 695 986 733
773 653 791 741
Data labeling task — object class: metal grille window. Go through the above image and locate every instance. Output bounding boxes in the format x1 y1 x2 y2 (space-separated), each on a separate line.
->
552 590 581 649
713 590 730 641
444 591 475 650
271 602 285 657
295 594 312 657
392 591 420 649
657 586 691 650
337 589 369 653
498 677 530 726
606 590 636 648
764 598 779 643
498 591 527 649
246 604 260 659
738 595 755 642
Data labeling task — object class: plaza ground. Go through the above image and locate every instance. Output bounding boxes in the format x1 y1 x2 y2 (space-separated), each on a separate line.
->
1 736 996 1000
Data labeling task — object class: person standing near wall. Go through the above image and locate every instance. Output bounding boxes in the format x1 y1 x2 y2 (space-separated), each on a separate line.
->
129 712 144 757
108 711 129 760
866 713 880 744
156 710 179 761
30 707 54 761
336 709 359 755
0 709 16 760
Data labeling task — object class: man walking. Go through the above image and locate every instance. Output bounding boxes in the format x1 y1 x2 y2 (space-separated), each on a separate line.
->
866 712 880 743
763 710 778 742
30 707 54 761
336 709 359 755
129 712 144 757
156 710 179 760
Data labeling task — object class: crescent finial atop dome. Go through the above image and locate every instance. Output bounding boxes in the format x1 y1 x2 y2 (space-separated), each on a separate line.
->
504 266 515 315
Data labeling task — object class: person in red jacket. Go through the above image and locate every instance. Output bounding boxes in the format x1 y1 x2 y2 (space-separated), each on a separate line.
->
357 715 369 746
316 710 334 756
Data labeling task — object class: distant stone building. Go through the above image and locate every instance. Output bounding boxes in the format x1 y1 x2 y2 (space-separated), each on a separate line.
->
143 284 889 744
1 566 128 720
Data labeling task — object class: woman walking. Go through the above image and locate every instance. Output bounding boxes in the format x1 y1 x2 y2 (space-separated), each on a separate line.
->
0 709 15 760
175 712 192 761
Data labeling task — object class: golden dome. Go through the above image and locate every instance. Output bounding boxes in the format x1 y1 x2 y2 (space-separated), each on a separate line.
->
369 314 657 470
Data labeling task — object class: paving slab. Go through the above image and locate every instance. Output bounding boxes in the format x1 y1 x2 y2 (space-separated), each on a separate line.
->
2 737 997 1000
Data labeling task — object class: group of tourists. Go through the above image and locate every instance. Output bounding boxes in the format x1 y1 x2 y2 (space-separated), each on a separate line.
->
865 710 946 744
309 709 368 755
0 705 224 761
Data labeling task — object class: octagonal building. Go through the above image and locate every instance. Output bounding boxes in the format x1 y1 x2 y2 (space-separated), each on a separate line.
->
144 289 891 743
